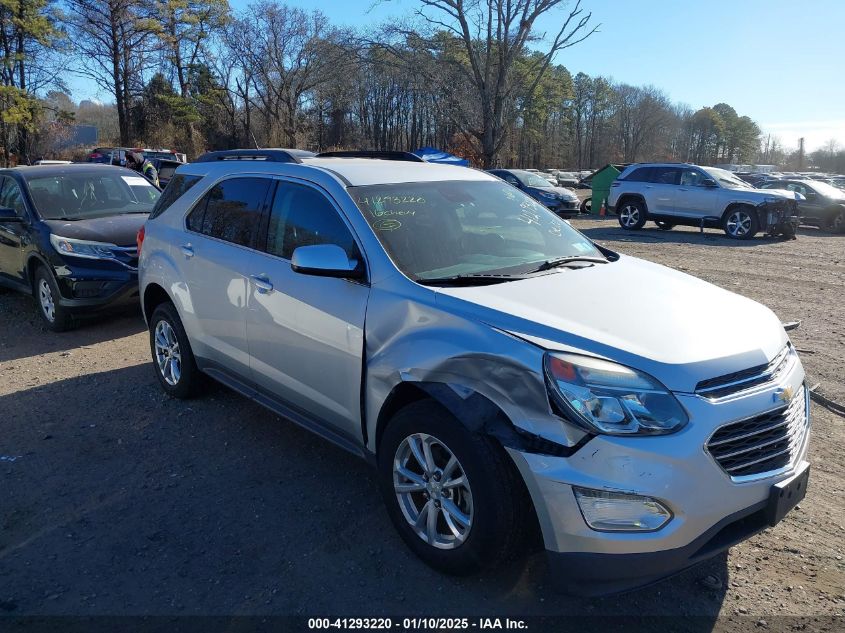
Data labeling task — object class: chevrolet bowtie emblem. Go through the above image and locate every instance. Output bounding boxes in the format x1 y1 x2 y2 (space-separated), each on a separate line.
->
774 386 794 403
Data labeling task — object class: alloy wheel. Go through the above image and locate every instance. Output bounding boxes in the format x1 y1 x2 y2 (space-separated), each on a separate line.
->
38 279 55 322
619 205 640 227
154 320 182 386
393 432 474 550
726 210 752 237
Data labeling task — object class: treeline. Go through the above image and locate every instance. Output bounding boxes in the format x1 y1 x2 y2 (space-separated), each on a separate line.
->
2 0 841 171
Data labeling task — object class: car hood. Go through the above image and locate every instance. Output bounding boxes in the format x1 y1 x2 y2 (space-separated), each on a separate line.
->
757 188 806 201
43 214 147 247
533 185 578 200
433 255 788 393
551 186 579 200
747 188 804 201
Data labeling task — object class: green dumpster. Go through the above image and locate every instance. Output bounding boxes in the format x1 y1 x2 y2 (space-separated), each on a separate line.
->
590 163 628 215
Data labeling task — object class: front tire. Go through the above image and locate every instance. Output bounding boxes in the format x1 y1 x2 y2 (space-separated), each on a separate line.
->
378 400 531 575
723 206 759 239
34 267 72 332
617 200 647 230
149 302 201 398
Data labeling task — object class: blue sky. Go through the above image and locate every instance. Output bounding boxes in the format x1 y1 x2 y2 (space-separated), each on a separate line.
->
71 0 845 152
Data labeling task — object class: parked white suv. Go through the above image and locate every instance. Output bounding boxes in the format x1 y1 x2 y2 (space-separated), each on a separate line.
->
138 150 810 595
608 163 800 239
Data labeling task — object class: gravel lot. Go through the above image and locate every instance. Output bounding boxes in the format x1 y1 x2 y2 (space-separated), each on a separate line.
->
1 219 843 629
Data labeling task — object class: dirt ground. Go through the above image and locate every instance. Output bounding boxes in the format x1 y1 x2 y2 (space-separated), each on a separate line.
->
0 219 843 630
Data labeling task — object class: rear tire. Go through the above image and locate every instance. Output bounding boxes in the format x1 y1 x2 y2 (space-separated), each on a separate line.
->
723 206 759 239
34 267 73 332
149 302 202 398
378 400 531 575
617 199 647 230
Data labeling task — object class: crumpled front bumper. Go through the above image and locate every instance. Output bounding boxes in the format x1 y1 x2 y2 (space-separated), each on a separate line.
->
507 356 809 596
757 199 799 237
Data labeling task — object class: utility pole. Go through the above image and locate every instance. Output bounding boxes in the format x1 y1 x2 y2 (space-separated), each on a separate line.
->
798 137 805 170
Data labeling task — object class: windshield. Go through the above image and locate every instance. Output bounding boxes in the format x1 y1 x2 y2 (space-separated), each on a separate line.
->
25 171 160 220
702 167 754 190
352 180 602 280
512 170 553 188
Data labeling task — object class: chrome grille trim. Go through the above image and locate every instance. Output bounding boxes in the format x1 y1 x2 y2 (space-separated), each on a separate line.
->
706 384 808 479
695 344 794 400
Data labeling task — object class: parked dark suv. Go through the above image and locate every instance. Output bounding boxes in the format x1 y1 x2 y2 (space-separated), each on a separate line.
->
487 169 582 216
0 164 160 330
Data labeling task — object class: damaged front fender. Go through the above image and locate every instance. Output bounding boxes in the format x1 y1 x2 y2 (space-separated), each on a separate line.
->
363 284 589 456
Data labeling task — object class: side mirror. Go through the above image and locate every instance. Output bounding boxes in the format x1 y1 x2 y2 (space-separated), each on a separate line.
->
291 244 363 279
0 207 22 222
701 179 718 188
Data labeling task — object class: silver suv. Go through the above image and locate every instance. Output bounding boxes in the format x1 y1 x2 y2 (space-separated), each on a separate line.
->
608 163 800 239
138 150 810 595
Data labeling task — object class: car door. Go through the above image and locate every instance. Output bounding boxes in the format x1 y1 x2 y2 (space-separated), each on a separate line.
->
674 167 718 220
242 179 370 440
785 182 824 222
181 175 273 379
643 166 680 215
0 176 31 287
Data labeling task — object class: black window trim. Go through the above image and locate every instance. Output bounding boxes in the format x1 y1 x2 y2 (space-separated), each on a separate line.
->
255 175 371 285
183 174 275 252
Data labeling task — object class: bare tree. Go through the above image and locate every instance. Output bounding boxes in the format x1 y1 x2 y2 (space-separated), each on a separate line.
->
381 0 597 167
66 0 160 145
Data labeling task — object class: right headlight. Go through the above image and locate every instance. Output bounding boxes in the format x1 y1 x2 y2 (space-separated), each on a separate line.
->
544 353 688 436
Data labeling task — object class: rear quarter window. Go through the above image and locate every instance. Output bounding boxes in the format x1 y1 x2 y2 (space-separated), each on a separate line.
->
149 174 202 219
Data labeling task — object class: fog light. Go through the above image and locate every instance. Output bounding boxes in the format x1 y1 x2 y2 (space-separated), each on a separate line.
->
573 487 672 532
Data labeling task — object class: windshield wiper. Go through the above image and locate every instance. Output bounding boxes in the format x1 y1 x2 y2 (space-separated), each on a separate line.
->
529 255 609 272
416 273 529 286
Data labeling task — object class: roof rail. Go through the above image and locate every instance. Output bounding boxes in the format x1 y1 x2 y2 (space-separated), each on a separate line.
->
195 149 304 164
315 150 425 163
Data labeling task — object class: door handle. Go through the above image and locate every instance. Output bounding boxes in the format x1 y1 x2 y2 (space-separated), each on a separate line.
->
250 274 273 294
678 188 689 191
645 185 654 189
181 244 194 258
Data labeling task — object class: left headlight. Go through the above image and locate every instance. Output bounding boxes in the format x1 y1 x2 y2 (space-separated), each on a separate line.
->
537 190 558 200
544 352 688 435
50 234 117 261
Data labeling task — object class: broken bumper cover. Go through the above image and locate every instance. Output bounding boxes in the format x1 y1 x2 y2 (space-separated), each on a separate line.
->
546 499 769 596
758 199 799 237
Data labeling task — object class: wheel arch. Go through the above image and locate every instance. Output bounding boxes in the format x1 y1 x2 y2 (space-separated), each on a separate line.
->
720 201 759 223
374 379 587 460
142 282 172 324
616 193 648 213
24 252 54 290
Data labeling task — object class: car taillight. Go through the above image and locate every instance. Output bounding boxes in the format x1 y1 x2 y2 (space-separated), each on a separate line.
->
611 182 620 187
89 153 102 159
137 225 145 256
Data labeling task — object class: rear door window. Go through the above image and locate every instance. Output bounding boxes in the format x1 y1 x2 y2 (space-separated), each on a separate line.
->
649 167 681 185
186 177 271 248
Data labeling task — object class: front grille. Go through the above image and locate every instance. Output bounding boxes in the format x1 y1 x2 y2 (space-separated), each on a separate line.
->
696 344 794 400
706 385 807 478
